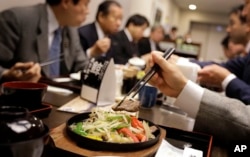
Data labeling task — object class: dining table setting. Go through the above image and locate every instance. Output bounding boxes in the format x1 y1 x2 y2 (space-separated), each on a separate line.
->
36 56 217 156
0 50 229 157
38 79 218 157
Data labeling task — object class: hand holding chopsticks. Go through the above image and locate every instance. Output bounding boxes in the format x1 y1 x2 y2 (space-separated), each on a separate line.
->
114 48 175 109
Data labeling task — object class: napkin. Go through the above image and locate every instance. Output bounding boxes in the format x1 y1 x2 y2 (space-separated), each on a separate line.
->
47 85 73 95
57 96 95 113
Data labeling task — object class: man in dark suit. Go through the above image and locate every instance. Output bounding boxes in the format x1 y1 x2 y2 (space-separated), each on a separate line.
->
78 0 122 58
138 24 165 56
0 0 90 82
110 14 149 64
195 54 250 105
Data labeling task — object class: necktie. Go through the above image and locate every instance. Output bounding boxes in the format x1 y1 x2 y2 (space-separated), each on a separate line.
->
49 28 62 77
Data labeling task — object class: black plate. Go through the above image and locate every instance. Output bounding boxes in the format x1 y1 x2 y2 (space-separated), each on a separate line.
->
66 112 161 151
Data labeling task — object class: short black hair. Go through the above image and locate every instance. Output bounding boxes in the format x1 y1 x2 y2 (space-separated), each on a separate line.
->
125 14 150 27
46 0 80 6
230 4 246 24
96 0 121 21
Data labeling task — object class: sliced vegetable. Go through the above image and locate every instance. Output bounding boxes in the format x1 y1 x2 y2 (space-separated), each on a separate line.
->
135 133 147 142
118 127 139 143
86 135 102 141
72 122 87 136
131 116 144 129
142 121 155 140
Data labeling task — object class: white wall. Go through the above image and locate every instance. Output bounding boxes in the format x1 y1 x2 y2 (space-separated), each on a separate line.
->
0 0 45 11
178 10 228 36
191 22 227 61
83 0 104 25
162 0 180 32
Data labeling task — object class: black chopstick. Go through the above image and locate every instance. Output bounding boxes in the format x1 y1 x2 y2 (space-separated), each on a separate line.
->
115 47 175 108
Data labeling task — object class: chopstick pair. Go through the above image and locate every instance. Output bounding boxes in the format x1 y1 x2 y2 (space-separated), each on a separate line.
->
40 54 64 67
114 47 175 109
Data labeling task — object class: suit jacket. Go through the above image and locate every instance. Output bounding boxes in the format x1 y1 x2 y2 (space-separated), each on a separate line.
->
0 4 87 78
192 53 250 104
78 22 98 52
138 37 162 56
78 22 113 60
110 30 139 64
194 89 250 142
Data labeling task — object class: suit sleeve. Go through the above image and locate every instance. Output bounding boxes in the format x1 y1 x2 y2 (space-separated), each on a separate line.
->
220 56 247 79
79 32 88 52
0 10 20 79
194 89 250 142
72 29 89 72
220 56 250 103
225 78 250 104
192 56 250 103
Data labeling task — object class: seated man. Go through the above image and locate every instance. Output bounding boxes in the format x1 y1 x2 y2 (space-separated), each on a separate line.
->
138 24 165 56
78 0 123 58
110 14 149 65
0 0 90 83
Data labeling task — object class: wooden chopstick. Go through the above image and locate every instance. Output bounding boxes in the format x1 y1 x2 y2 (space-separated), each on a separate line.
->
114 47 175 108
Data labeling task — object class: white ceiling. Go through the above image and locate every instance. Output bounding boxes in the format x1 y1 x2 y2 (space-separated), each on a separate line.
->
174 0 244 14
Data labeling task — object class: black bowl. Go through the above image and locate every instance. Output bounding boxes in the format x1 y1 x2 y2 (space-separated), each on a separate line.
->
66 112 161 151
0 106 49 157
0 81 48 110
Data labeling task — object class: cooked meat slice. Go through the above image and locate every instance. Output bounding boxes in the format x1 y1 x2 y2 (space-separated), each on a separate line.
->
112 99 139 112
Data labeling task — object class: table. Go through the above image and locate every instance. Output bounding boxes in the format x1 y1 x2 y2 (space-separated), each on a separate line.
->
42 91 195 131
42 91 228 157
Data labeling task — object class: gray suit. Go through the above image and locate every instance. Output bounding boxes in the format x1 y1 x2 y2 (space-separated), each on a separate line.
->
0 4 87 78
194 89 250 142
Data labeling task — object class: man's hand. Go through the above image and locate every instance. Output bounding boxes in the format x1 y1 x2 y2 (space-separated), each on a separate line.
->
2 62 41 82
89 37 111 57
149 51 188 98
198 64 231 88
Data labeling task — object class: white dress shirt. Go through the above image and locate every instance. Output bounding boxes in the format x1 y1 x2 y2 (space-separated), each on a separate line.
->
149 39 157 51
174 80 204 118
124 28 133 42
47 5 59 49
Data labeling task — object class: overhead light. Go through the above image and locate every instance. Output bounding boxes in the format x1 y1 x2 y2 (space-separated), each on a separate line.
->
189 4 197 10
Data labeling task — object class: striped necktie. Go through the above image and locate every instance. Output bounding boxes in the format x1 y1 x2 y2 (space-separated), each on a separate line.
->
49 28 62 77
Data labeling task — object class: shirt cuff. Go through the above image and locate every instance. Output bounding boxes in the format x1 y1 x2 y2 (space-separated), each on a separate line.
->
86 48 91 58
221 74 236 90
174 80 204 118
